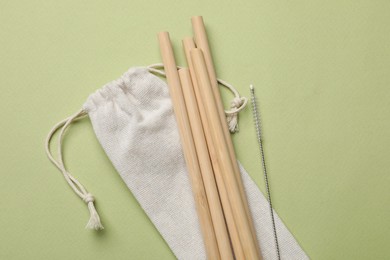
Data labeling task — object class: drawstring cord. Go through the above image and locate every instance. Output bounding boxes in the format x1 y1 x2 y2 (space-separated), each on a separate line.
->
45 109 104 230
148 63 247 133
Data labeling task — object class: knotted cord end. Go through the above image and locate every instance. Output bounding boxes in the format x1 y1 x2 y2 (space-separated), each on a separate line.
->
84 194 104 230
226 113 239 133
226 97 247 133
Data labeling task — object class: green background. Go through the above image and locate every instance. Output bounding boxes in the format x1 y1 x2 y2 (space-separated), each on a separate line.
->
1 0 389 259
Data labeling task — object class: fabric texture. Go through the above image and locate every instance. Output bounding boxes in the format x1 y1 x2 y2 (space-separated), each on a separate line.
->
83 67 308 260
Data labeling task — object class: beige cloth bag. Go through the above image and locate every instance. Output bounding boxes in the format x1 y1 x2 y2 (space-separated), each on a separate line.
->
46 66 308 259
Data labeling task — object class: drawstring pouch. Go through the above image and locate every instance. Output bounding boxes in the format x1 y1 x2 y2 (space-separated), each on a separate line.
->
45 65 308 260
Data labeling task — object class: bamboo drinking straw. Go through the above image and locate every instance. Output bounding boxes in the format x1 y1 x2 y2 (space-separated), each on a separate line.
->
182 37 245 260
178 68 234 260
158 32 220 260
191 16 261 256
191 48 261 260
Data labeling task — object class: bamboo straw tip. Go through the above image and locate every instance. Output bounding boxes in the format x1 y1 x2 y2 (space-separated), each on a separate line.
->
157 31 170 38
191 16 204 21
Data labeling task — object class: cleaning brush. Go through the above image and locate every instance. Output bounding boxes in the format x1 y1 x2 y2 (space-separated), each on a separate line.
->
250 84 281 260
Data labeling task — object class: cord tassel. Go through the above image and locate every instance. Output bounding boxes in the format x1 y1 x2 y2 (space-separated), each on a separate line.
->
225 97 246 133
84 194 104 230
